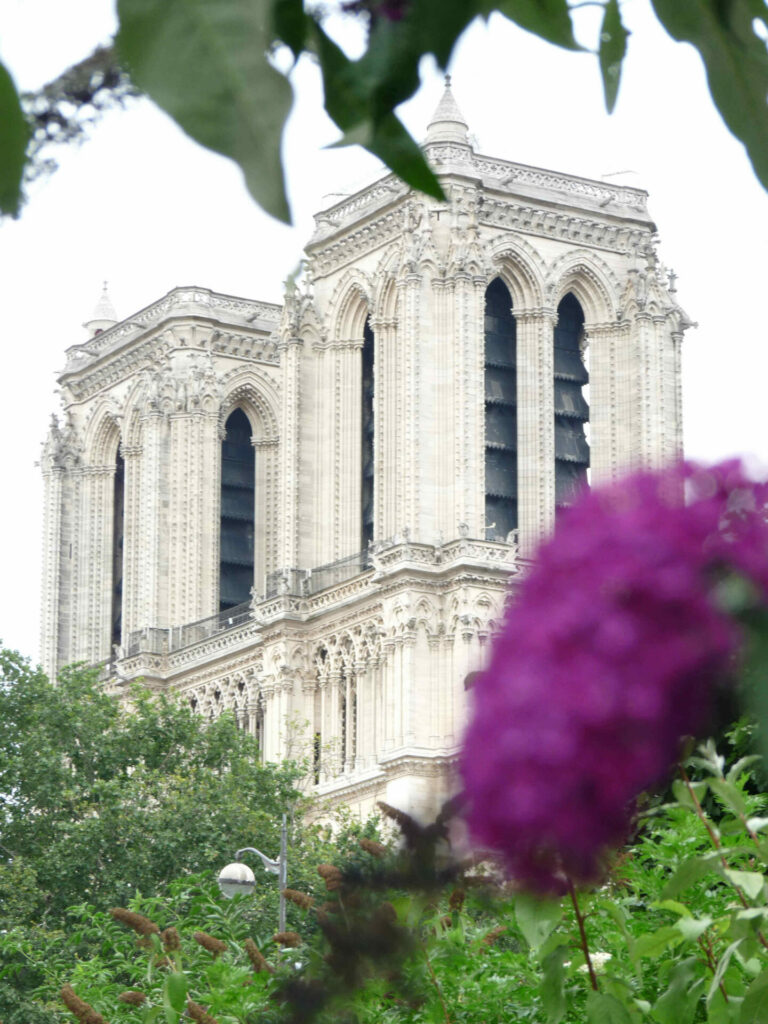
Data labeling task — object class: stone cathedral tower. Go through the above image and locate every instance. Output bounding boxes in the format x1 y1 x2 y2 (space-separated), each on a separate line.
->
41 86 690 816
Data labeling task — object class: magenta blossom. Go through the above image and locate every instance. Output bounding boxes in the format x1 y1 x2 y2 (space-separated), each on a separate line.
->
461 461 768 892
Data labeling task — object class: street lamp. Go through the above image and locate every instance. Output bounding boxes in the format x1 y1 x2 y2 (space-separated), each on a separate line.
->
217 813 288 932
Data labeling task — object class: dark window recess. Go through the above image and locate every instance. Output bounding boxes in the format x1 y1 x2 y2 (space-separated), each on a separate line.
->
219 409 254 611
554 293 589 506
484 278 517 540
361 317 374 551
111 450 124 650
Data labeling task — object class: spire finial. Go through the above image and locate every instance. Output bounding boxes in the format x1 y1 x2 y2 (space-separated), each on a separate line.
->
425 76 470 147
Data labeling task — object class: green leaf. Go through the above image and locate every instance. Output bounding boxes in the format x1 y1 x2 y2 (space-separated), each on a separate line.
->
709 778 748 816
514 891 563 951
727 756 763 785
653 957 705 1024
725 870 766 901
585 991 633 1024
541 945 569 1024
652 899 693 917
116 0 293 222
598 0 629 112
662 853 722 898
677 915 713 941
650 0 768 194
495 0 580 50
672 778 709 811
164 972 187 1013
311 20 443 201
632 924 682 960
707 939 743 1006
0 61 29 217
271 0 307 58
740 968 768 1024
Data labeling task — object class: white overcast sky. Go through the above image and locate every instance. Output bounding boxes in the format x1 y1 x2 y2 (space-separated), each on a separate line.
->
0 1 765 662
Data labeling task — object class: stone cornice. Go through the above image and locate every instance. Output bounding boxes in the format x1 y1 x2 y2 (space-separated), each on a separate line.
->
60 321 280 403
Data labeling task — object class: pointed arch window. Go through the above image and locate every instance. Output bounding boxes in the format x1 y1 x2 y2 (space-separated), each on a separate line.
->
219 408 255 611
554 293 589 506
111 449 125 650
484 278 518 540
361 317 375 550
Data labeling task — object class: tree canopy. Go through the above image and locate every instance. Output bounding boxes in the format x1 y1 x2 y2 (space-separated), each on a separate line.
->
2 0 768 221
0 648 300 928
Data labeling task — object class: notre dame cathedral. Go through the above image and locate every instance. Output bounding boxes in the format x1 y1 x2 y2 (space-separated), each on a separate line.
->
40 84 690 816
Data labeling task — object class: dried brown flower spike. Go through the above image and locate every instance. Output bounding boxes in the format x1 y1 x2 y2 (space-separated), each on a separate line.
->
193 931 227 956
244 937 274 973
273 930 302 947
161 926 181 951
316 863 343 891
60 984 108 1024
359 837 386 858
108 908 159 936
186 998 219 1024
282 887 314 910
118 991 146 1005
449 888 466 912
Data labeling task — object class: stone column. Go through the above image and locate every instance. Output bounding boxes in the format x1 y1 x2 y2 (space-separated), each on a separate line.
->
76 464 114 664
40 462 66 679
168 408 220 626
516 308 556 555
121 443 143 637
279 334 302 569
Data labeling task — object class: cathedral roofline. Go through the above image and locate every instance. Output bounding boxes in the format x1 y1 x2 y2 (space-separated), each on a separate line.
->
307 146 653 251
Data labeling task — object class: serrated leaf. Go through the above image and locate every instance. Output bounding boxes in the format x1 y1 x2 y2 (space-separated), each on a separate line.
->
709 777 748 816
116 0 294 222
514 891 563 951
164 972 187 1012
495 0 580 51
725 870 766 901
650 0 768 194
727 755 763 784
541 945 568 1024
740 968 768 1024
598 0 629 112
676 915 713 941
585 991 633 1024
0 60 29 217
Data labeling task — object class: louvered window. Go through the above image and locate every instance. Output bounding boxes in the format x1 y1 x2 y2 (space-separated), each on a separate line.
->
361 317 374 551
219 409 255 611
554 293 589 506
111 450 124 649
484 278 517 540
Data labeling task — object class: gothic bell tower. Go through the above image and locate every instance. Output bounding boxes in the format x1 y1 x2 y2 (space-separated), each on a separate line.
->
41 84 690 818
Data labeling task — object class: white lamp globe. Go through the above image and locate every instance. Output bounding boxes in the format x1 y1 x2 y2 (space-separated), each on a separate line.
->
217 861 256 899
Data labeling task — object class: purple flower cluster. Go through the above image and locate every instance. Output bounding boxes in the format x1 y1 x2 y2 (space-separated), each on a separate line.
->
461 461 768 891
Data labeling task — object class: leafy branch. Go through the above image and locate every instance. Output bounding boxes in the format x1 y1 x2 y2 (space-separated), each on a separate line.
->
2 0 768 220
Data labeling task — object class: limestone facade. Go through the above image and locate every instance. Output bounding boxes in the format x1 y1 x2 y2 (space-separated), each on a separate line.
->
40 87 691 817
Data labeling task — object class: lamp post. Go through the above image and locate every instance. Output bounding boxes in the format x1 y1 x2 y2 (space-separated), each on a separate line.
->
217 813 288 932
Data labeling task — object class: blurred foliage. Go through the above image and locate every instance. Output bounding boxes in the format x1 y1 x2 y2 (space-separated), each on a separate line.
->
1 0 768 219
9 739 768 1023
